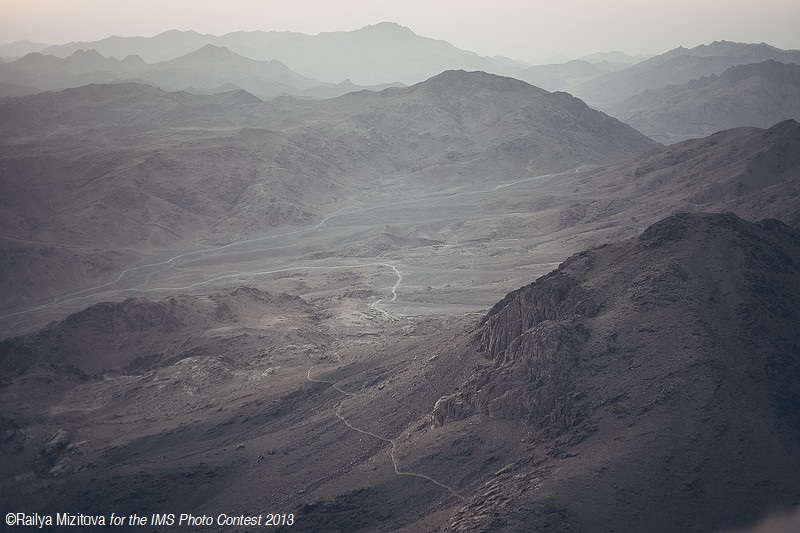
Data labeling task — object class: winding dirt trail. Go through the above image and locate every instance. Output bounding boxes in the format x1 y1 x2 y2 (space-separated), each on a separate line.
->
3 165 590 328
369 262 402 320
307 365 465 501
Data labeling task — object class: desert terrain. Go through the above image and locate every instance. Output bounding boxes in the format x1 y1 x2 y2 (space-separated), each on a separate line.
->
2 23 800 533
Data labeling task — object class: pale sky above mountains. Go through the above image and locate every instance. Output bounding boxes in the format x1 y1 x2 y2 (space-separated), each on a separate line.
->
3 0 800 63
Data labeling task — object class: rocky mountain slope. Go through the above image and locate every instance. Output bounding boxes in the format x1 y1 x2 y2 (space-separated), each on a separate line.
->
0 71 659 308
3 25 799 533
316 70 657 178
545 119 800 252
434 212 800 532
608 60 800 143
0 287 313 378
3 212 797 533
0 285 337 515
576 41 800 110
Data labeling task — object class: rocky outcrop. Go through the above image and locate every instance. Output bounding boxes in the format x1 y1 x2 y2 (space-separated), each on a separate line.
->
0 286 310 376
433 251 600 429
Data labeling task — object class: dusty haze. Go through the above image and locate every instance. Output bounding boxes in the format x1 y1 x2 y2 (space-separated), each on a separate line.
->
2 0 800 63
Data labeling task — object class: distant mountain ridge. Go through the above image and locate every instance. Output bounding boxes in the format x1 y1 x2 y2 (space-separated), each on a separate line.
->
32 23 519 86
579 50 648 65
39 29 214 63
607 60 800 143
0 49 146 91
577 40 800 110
21 30 800 108
25 23 617 90
0 45 397 100
648 40 800 64
0 39 50 58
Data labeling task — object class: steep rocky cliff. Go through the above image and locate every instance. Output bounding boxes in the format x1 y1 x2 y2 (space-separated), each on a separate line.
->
432 260 598 430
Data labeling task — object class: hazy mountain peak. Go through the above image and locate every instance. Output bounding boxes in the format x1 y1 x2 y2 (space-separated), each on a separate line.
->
354 21 415 36
154 29 205 38
66 48 105 60
0 39 50 58
577 40 800 111
11 51 48 64
418 69 537 94
165 43 272 71
334 79 360 90
181 43 239 59
723 58 800 81
706 39 781 52
579 50 647 65
665 40 794 60
212 88 263 104
121 54 145 64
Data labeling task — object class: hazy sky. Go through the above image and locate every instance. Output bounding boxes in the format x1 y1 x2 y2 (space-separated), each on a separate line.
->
3 0 800 62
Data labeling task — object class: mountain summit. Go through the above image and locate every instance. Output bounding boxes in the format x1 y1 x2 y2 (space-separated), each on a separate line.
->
349 21 417 37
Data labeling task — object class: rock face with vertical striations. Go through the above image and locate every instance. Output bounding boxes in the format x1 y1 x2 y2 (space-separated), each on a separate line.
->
432 263 599 429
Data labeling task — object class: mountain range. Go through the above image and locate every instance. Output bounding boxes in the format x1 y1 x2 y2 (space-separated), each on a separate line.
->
606 60 800 143
6 30 800 144
0 70 658 309
3 77 799 326
578 50 649 70
576 40 800 111
7 28 800 134
1 23 643 91
24 24 532 86
2 23 800 533
0 45 398 100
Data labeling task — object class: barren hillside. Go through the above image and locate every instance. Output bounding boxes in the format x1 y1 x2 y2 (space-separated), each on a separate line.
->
436 212 800 532
0 71 658 309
